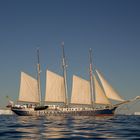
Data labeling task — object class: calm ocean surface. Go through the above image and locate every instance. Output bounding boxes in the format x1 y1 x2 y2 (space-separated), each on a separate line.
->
0 115 140 139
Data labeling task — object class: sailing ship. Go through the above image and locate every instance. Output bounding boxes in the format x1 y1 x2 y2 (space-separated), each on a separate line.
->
11 44 140 116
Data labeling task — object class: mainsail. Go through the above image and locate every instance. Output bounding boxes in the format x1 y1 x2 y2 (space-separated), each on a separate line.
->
71 75 91 105
95 69 124 102
18 72 39 103
45 70 65 103
93 75 111 105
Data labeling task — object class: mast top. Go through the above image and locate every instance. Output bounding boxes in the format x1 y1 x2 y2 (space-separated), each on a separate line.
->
37 48 40 64
61 41 64 46
89 48 93 65
61 41 66 60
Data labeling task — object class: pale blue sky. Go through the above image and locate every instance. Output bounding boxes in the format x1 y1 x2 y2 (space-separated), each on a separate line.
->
0 0 140 113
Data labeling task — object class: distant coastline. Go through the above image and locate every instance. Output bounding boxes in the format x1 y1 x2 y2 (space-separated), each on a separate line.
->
0 109 13 115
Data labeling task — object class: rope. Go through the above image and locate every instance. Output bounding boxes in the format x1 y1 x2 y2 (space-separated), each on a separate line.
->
117 99 140 114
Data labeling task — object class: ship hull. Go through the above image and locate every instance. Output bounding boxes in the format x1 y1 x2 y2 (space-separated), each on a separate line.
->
11 107 117 116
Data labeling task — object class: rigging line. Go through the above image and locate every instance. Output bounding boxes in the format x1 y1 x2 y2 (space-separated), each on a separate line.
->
127 100 140 109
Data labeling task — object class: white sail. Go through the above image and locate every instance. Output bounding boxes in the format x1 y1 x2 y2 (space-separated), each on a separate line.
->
18 72 39 103
71 75 91 105
45 70 65 103
96 69 124 102
93 75 111 105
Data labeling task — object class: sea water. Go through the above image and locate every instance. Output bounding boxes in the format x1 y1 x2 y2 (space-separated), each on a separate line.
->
0 115 140 139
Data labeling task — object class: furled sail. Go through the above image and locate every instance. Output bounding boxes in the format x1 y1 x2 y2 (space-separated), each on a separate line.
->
18 72 39 103
71 75 91 105
93 75 111 105
95 69 124 102
45 70 65 103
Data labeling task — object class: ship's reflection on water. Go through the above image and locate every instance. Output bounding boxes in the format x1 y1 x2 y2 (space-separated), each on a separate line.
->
5 115 139 139
15 116 115 139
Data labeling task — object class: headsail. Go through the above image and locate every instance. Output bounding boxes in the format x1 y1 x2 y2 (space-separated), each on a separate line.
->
45 70 65 103
95 69 124 102
18 72 39 103
71 75 91 105
93 75 111 105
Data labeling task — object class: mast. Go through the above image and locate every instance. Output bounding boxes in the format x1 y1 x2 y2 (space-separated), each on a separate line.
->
61 42 68 107
89 48 95 108
37 49 42 105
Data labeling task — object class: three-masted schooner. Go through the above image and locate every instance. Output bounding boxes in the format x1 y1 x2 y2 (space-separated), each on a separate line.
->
11 44 139 116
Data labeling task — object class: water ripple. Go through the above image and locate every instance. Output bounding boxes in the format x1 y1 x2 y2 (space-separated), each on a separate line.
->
0 115 140 139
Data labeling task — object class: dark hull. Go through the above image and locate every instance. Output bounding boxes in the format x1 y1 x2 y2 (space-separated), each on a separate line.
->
11 107 117 116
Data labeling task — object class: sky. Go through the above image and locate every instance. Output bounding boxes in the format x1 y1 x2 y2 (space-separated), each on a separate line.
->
0 0 140 113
